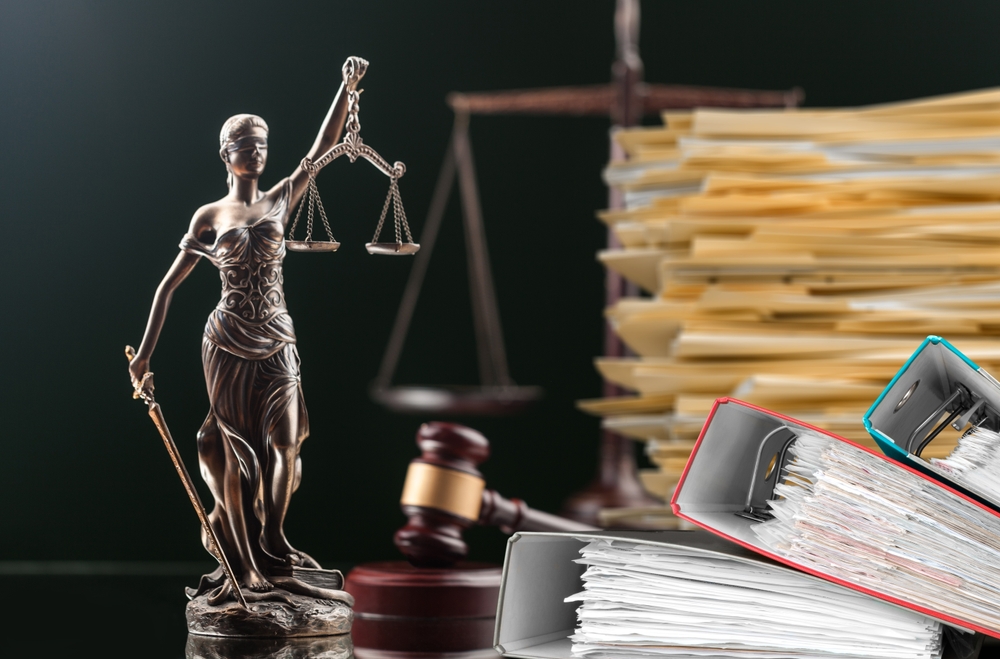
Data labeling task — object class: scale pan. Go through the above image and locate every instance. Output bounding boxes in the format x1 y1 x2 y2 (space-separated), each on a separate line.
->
286 240 341 252
366 242 420 256
371 385 542 416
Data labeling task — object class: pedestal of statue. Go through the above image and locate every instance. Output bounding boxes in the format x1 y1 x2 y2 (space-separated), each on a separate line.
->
186 591 353 638
186 566 354 637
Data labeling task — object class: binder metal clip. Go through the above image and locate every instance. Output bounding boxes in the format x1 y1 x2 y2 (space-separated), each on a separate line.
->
901 382 999 456
736 425 797 522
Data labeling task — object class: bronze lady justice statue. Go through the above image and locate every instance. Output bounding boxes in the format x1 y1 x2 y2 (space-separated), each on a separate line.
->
128 57 369 613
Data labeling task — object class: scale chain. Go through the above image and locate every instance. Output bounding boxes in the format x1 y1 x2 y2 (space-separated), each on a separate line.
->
372 177 394 244
287 157 338 244
392 179 413 243
392 180 401 245
288 182 307 240
396 180 413 243
314 178 335 242
305 178 317 242
369 177 411 246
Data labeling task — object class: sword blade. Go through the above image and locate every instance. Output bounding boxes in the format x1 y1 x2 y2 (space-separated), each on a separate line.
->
146 400 248 608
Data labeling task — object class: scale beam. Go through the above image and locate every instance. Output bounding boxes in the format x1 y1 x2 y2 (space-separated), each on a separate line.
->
447 83 802 117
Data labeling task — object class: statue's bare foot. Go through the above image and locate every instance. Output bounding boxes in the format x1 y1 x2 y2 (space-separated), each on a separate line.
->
245 569 273 592
286 551 321 569
263 533 320 569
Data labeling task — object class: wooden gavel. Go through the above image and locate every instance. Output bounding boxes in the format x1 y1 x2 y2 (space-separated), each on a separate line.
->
394 422 597 567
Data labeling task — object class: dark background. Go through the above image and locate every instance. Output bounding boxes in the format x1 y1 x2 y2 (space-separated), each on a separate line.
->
3 0 999 571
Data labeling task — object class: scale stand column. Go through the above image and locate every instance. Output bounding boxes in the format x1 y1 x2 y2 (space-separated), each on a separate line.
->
562 0 662 525
561 126 662 527
453 111 513 388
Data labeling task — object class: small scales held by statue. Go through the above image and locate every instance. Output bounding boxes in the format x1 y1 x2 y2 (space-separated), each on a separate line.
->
126 56 417 638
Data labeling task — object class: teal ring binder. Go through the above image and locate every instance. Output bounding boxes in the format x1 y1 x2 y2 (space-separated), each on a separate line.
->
863 335 1000 513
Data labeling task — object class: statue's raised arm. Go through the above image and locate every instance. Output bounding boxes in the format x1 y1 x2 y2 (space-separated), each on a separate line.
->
287 56 369 212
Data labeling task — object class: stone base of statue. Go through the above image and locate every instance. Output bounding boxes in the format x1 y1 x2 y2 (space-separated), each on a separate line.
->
185 565 354 637
187 590 353 637
185 630 353 659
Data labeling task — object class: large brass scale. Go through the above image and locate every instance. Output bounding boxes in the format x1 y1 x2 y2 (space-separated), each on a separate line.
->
369 109 543 415
288 86 539 415
286 87 419 255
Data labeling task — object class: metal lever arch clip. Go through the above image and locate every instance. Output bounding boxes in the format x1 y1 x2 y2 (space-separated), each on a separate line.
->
901 381 1000 457
737 425 797 523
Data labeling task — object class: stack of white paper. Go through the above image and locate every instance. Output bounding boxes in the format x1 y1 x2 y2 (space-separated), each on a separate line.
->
931 427 1000 503
565 538 942 659
755 431 1000 632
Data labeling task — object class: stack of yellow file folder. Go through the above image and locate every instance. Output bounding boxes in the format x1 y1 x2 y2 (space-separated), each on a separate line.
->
582 87 1000 521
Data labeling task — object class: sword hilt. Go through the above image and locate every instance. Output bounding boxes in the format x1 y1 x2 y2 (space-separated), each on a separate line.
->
125 345 155 403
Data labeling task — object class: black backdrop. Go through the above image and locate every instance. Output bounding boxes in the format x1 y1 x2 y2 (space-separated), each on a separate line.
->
2 0 999 567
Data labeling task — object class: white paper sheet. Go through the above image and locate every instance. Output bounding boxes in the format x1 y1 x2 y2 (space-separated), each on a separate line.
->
564 538 941 659
755 431 1000 633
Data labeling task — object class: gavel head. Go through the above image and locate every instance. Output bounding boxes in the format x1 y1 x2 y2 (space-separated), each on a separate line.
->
394 422 490 568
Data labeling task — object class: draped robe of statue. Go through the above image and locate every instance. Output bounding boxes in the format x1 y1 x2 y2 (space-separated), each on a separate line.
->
178 181 309 589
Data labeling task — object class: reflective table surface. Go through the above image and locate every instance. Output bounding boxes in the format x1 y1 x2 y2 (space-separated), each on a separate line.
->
5 573 1000 658
2 573 500 659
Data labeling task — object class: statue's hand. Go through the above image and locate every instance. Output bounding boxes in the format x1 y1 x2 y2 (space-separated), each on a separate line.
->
342 56 368 88
125 346 154 402
128 357 149 389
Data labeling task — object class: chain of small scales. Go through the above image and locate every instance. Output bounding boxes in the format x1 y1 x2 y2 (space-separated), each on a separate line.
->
287 159 336 245
288 167 412 247
370 176 412 245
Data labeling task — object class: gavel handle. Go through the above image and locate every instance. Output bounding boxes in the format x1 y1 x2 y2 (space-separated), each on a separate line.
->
480 489 598 533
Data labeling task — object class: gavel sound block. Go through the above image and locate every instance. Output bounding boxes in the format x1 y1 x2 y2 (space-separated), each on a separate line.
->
345 422 595 654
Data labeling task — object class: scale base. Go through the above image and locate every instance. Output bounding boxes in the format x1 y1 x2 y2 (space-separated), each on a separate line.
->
371 385 542 416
